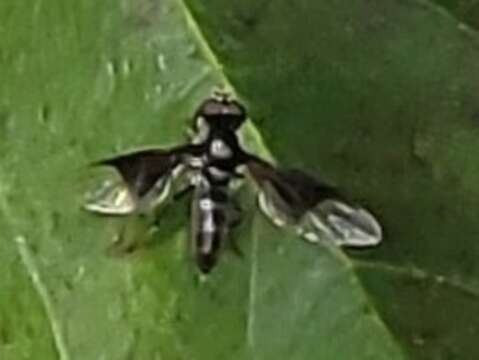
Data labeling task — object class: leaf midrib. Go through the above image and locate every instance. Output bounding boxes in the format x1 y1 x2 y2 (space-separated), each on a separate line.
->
420 0 479 35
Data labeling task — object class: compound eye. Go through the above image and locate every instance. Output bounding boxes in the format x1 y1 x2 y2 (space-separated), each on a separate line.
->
223 102 246 117
196 98 247 130
200 99 245 116
200 99 225 117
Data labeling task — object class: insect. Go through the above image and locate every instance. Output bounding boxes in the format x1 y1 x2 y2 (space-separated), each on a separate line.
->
85 92 382 273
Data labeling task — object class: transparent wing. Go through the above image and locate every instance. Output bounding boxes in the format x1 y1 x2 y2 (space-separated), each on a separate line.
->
84 146 188 215
84 180 138 215
246 156 382 247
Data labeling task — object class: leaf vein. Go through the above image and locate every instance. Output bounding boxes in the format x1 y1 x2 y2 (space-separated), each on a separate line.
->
0 183 70 360
14 236 71 360
354 259 479 299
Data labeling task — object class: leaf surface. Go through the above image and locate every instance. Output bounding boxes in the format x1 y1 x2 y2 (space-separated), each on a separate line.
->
184 0 479 358
1 0 478 359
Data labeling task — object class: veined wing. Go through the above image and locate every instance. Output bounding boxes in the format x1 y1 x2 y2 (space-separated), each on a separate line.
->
245 155 382 247
84 145 192 215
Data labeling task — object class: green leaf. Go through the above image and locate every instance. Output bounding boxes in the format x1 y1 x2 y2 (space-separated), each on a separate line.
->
1 0 478 359
431 0 479 30
184 0 479 358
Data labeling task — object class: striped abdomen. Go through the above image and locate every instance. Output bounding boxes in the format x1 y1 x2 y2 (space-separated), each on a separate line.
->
191 180 230 273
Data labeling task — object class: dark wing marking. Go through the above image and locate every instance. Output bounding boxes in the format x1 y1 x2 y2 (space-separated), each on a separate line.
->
245 155 382 247
245 156 338 218
94 148 180 198
85 145 194 215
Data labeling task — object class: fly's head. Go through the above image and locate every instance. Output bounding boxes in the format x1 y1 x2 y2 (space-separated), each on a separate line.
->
193 92 247 138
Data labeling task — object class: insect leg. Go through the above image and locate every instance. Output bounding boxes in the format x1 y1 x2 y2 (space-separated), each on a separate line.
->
226 198 244 257
227 197 243 227
172 184 194 201
105 213 155 256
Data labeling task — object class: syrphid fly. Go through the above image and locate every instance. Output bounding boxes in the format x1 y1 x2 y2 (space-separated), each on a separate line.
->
85 91 382 273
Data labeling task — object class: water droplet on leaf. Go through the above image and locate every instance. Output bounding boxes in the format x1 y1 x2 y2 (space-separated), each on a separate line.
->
38 104 51 125
122 59 134 75
156 54 167 72
106 60 120 77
